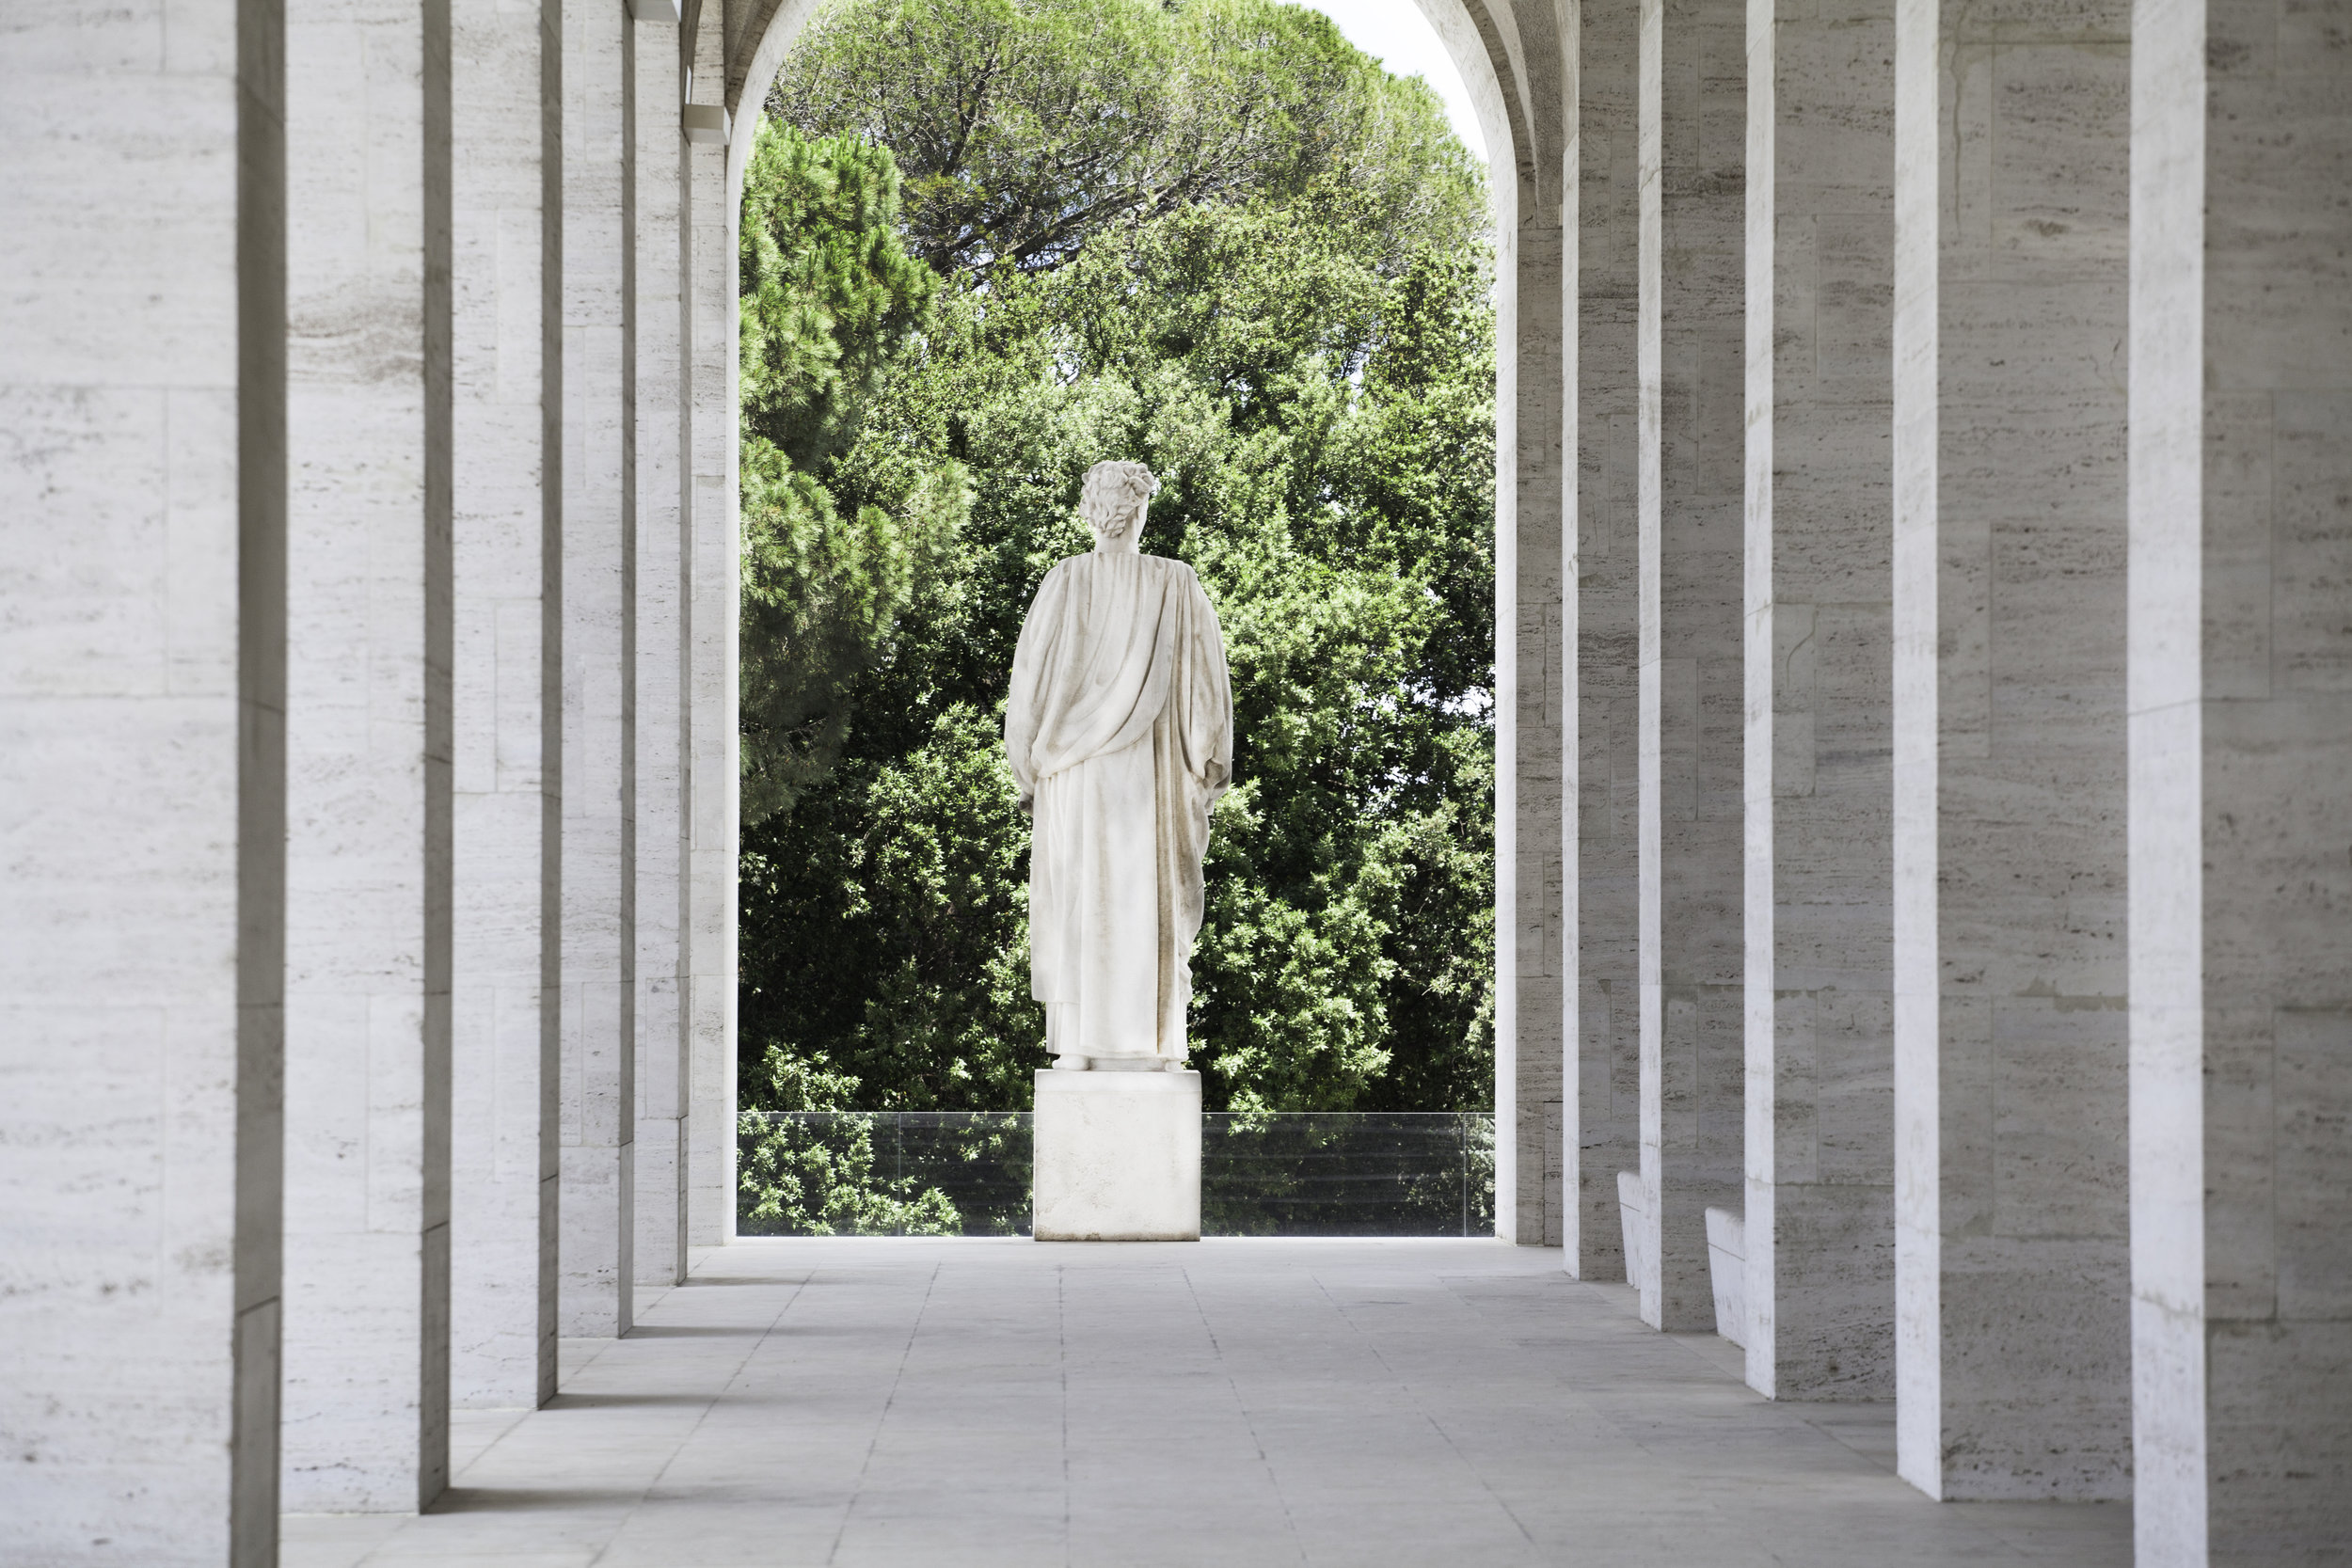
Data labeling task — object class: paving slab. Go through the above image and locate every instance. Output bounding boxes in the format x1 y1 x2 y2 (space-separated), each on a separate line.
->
283 1237 2130 1566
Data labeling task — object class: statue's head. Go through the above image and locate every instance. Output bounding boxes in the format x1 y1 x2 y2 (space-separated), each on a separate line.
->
1079 460 1157 553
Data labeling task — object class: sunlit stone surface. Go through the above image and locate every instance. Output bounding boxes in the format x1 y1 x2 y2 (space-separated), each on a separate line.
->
1033 1069 1204 1242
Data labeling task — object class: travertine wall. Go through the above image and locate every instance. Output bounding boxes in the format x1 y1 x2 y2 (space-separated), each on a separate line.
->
1892 0 2135 1497
1636 0 1747 1331
1740 0 1897 1397
1567 0 1643 1281
2130 0 2352 1556
449 0 561 1411
278 0 451 1512
0 0 286 1557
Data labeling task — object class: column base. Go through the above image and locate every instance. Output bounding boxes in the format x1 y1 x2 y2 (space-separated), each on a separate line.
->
1704 1206 1745 1347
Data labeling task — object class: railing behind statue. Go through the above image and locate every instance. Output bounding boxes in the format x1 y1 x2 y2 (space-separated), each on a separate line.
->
738 1111 1498 1238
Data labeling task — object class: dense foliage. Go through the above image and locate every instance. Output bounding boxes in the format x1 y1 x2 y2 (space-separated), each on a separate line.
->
739 0 1497 1125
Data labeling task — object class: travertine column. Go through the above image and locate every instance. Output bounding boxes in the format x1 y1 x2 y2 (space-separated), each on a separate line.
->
450 0 561 1409
1891 0 2133 1497
1567 0 1643 1279
1635 0 1745 1331
278 0 453 1513
628 5 691 1291
1500 209 1569 1247
563 0 635 1338
1494 8 1571 1251
0 0 286 1557
1740 0 1896 1394
686 2 741 1249
2129 0 2352 1555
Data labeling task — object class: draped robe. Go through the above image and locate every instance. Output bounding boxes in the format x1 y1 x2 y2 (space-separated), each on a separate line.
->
1005 550 1232 1063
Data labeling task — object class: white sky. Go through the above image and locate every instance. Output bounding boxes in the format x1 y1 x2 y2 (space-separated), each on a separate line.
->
1299 0 1488 164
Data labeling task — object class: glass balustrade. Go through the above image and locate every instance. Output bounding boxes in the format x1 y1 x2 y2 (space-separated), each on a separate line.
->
739 1111 1497 1238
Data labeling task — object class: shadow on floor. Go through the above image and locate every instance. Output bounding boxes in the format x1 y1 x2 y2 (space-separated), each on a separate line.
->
425 1485 641 1514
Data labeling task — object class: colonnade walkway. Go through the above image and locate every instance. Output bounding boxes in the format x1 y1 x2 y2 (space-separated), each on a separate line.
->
284 1240 2130 1567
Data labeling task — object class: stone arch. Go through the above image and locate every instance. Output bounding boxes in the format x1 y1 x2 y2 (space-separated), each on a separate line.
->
709 0 1571 1237
722 0 826 193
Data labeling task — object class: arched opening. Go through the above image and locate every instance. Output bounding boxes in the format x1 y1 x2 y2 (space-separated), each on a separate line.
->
707 0 1544 1241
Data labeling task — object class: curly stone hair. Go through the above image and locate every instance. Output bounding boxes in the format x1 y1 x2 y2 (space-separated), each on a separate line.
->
1078 459 1158 545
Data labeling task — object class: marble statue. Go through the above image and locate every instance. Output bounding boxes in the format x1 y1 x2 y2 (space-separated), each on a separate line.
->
1006 460 1233 1073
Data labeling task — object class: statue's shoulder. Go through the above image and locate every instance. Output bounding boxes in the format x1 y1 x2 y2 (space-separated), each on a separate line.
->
1136 552 1200 583
1044 552 1201 590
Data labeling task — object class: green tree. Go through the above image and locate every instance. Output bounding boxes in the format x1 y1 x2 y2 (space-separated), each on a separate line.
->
740 0 1495 1120
739 121 971 821
736 1047 964 1234
769 0 1481 280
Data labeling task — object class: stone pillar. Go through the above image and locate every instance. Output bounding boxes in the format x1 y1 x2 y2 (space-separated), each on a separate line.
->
1891 0 2133 1497
449 0 561 1410
685 1 741 1250
562 0 635 1338
628 3 691 1292
1740 0 1896 1395
1635 0 1745 1331
1567 0 1643 1280
1500 210 1568 1248
2129 0 2352 1556
0 0 286 1556
1494 11 1570 1251
278 0 453 1513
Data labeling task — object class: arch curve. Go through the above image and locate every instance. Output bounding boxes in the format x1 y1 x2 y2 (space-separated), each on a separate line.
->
712 0 1572 1244
720 0 1548 209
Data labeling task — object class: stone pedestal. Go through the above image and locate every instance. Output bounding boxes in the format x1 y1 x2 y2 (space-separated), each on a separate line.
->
1032 1070 1201 1242
1705 1207 1745 1347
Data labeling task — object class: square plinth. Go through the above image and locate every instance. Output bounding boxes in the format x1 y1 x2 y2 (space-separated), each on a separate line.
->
1032 1069 1201 1241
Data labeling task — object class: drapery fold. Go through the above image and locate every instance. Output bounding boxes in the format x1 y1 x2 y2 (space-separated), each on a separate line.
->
1007 552 1232 1061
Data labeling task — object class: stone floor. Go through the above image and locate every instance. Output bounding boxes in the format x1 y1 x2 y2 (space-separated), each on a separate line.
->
284 1238 2133 1567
